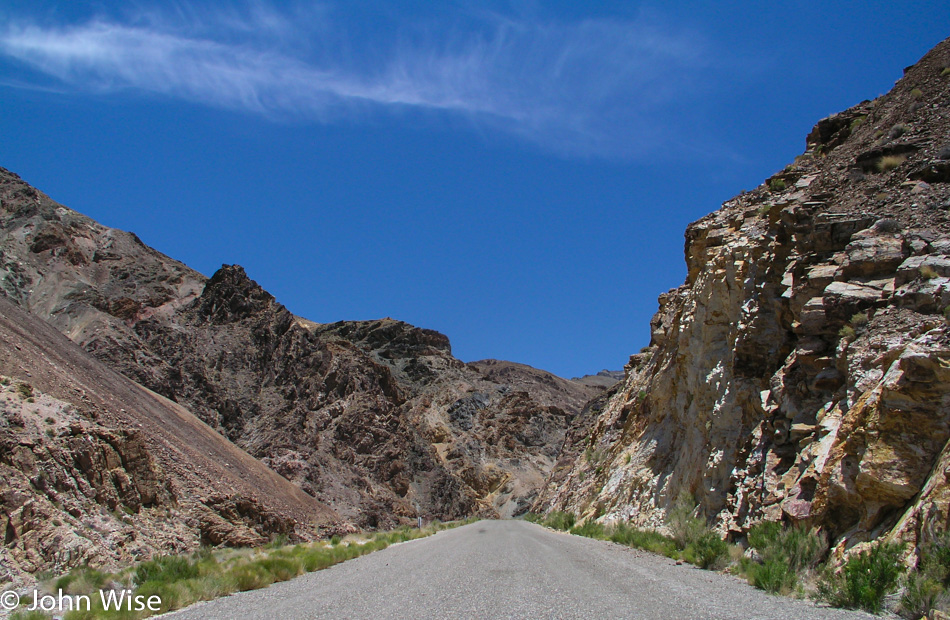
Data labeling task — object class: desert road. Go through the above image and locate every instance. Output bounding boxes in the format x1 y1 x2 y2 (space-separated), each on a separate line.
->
167 520 874 620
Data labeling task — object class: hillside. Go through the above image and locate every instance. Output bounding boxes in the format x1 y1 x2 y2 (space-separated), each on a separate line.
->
0 297 341 587
537 37 950 556
0 171 601 528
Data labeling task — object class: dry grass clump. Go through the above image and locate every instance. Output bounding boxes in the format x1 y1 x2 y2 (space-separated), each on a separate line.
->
876 154 907 172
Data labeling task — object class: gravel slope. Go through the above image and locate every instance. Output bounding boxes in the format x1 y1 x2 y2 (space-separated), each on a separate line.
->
166 520 876 620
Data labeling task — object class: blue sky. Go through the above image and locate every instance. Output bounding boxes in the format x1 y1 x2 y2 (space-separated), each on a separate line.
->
0 1 947 378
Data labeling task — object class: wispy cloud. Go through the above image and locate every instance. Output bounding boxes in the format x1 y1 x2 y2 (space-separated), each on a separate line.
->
0 3 723 157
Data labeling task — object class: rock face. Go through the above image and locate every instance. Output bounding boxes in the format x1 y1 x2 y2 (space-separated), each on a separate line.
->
0 297 340 587
537 38 950 555
0 168 600 530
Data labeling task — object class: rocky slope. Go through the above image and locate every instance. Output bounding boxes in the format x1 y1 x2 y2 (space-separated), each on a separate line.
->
537 37 950 557
0 297 340 587
0 169 600 529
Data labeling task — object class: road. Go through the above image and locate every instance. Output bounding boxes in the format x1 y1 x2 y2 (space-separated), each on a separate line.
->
167 520 874 620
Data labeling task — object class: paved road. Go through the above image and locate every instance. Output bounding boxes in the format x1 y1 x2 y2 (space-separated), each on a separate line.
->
167 520 874 620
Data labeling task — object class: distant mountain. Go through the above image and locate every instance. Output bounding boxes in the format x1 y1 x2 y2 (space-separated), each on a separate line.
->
571 369 625 389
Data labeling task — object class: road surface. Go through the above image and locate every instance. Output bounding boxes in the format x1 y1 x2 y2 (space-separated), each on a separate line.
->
167 520 874 619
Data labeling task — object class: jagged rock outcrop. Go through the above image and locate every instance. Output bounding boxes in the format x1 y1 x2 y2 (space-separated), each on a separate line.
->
0 297 340 587
537 37 950 556
0 168 600 530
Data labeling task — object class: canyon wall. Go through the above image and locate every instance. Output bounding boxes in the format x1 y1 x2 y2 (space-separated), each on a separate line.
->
537 37 950 555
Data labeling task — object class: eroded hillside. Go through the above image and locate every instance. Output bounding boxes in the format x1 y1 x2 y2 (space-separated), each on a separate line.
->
0 298 341 587
537 37 950 556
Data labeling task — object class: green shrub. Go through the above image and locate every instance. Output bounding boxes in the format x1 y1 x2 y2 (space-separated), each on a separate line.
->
752 558 796 593
523 512 543 524
849 312 869 328
266 534 289 549
769 178 786 192
838 325 856 341
570 521 607 540
229 563 276 591
330 535 342 545
901 573 944 619
745 522 826 594
910 88 923 99
253 557 303 582
850 116 867 131
747 521 782 551
609 523 679 558
136 555 200 585
684 531 729 569
16 382 33 399
817 542 905 613
57 568 109 595
922 532 950 585
667 495 707 550
778 526 826 573
544 511 577 531
920 265 939 280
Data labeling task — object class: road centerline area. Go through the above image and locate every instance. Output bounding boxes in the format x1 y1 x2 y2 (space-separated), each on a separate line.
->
166 521 873 620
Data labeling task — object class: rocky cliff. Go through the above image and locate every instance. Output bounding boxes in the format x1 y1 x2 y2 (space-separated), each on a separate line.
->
0 168 599 530
0 297 340 587
537 37 950 556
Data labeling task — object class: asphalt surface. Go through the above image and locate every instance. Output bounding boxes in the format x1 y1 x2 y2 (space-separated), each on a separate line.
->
166 520 876 620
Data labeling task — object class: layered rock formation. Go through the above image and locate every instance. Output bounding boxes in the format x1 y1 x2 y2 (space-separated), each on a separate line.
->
537 38 950 555
0 168 599 531
0 297 340 587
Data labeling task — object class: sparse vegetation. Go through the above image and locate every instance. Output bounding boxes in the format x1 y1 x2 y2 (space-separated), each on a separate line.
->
769 178 786 192
543 511 577 531
667 495 729 570
900 532 950 619
742 522 826 594
849 312 869 329
873 217 901 233
943 67 950 77
850 115 867 131
888 124 907 139
816 541 905 613
570 520 607 539
608 523 679 557
920 265 939 280
15 521 469 619
910 88 924 99
16 382 33 399
877 154 907 172
838 325 856 341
